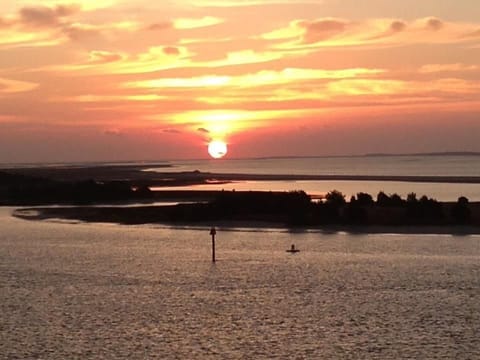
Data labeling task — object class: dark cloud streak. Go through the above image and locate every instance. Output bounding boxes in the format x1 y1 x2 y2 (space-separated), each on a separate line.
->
298 19 347 43
19 4 80 28
146 22 172 31
390 20 407 32
163 46 180 55
426 17 444 31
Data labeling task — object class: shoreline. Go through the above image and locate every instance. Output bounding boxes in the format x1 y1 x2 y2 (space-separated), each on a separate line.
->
3 164 480 234
13 203 480 235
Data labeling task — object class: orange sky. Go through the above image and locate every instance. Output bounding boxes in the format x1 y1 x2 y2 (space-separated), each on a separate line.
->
0 0 479 162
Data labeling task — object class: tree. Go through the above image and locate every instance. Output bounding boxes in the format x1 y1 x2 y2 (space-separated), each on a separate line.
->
407 192 417 203
451 196 471 224
390 193 404 206
325 190 346 206
376 191 390 206
356 192 374 206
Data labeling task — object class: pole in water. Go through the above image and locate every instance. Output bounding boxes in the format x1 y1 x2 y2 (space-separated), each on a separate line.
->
286 244 300 253
210 227 216 262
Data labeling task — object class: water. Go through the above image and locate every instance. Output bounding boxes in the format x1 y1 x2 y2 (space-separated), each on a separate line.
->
148 155 480 177
1 207 479 359
153 180 480 202
147 155 480 201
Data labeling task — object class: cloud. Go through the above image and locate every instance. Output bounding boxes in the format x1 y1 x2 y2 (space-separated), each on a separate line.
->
419 63 478 73
103 128 124 137
43 45 193 75
0 17 13 28
425 17 444 31
0 4 93 47
87 51 124 65
146 22 172 31
197 127 210 133
0 114 24 123
127 67 384 90
185 0 320 7
463 28 480 38
0 5 140 47
297 18 347 43
0 77 38 94
327 79 406 96
68 94 167 103
162 128 181 133
173 16 224 30
163 46 180 55
164 109 317 137
19 4 79 28
19 0 117 11
47 45 286 76
368 19 407 40
390 20 407 33
264 17 480 52
62 24 101 41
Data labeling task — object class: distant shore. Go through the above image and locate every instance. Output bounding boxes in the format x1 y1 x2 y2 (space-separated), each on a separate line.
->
3 163 480 234
12 188 480 234
3 163 480 185
13 206 480 235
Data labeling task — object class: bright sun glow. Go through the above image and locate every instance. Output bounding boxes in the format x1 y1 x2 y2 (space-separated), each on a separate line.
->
208 140 228 159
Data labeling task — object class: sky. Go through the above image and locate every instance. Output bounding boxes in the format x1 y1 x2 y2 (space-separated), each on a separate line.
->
0 0 479 163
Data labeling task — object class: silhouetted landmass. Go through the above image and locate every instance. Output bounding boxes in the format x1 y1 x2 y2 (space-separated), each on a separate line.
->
3 164 480 186
3 166 480 231
14 190 480 231
252 151 480 160
0 170 155 205
0 169 224 205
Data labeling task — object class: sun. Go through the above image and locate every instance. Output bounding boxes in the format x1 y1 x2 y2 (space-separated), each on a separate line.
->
208 140 228 159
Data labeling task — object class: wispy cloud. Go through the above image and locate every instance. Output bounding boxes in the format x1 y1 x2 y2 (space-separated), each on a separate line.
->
1 0 479 161
173 16 224 30
0 77 38 94
11 0 117 11
0 4 140 48
262 17 480 50
126 67 385 89
298 18 347 43
419 63 479 73
18 4 80 28
185 0 320 7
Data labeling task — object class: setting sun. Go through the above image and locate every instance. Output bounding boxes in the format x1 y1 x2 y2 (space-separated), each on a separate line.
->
208 140 228 159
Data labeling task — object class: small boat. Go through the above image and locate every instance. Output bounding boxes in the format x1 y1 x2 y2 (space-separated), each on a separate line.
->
286 244 300 253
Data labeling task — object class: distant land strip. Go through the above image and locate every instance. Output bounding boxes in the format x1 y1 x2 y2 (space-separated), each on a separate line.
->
3 165 480 185
253 151 480 160
186 173 480 184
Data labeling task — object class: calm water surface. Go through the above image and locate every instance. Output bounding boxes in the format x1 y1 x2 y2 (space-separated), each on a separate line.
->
153 180 480 202
1 207 479 359
149 155 480 177
148 155 480 201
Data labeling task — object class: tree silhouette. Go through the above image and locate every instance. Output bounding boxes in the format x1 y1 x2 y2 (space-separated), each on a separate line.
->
356 192 374 206
325 190 346 206
451 196 471 224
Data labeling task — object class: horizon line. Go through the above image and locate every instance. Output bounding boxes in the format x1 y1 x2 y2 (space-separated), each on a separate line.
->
1 151 480 168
